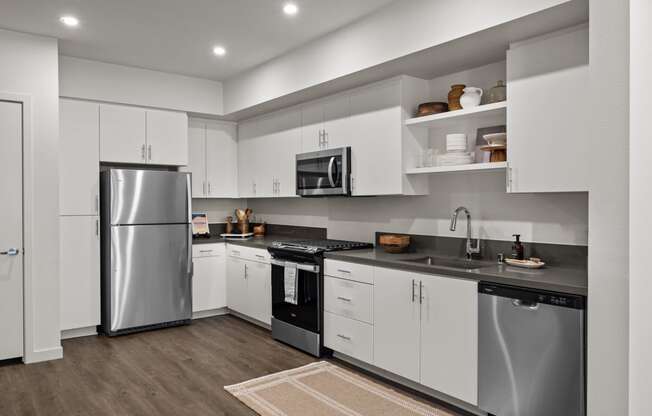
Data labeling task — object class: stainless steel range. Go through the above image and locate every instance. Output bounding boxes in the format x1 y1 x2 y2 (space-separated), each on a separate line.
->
268 239 373 356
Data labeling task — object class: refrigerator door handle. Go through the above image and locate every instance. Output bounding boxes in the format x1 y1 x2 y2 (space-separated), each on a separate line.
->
187 227 193 276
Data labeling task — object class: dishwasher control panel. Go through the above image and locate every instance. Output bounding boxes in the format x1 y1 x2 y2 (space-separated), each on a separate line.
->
479 282 585 309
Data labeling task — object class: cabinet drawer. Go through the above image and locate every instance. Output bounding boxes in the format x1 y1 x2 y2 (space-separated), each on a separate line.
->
192 243 225 258
324 312 373 364
324 276 373 324
227 244 270 263
324 259 373 284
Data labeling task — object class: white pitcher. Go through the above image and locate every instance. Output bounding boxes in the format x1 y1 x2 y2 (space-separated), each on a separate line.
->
460 87 483 108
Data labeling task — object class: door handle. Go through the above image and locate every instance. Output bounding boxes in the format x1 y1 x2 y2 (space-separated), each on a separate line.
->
0 248 19 256
208 182 211 195
327 157 336 187
337 296 352 302
336 334 351 341
411 279 416 303
419 280 423 304
148 145 152 161
141 144 146 161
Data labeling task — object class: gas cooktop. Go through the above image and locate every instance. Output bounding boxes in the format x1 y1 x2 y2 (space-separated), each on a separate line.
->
271 239 373 254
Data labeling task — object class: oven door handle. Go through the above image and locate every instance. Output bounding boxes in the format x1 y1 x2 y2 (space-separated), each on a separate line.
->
270 258 320 274
327 156 336 188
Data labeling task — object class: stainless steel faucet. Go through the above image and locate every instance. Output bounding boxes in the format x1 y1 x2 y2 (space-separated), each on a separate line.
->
450 206 481 260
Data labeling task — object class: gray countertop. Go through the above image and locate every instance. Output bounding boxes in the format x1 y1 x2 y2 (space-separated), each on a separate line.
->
325 248 587 296
194 236 587 296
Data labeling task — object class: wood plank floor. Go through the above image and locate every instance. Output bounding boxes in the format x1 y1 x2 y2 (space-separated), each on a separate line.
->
0 315 462 416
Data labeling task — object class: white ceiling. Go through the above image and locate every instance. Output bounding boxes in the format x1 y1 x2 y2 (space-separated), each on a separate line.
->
0 0 395 81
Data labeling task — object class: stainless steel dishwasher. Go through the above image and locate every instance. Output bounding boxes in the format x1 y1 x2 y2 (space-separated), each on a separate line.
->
478 282 585 416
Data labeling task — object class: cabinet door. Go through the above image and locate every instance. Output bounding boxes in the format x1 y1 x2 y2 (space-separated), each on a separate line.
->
59 216 101 331
146 109 189 166
246 260 271 325
187 120 206 198
226 257 247 315
300 100 324 152
192 254 226 312
237 120 258 198
269 109 301 197
507 27 589 193
59 99 100 216
349 81 403 196
323 94 351 149
99 104 146 164
373 267 420 382
206 121 238 198
420 275 478 405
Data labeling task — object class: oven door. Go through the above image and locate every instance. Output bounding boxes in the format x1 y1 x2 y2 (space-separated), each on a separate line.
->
271 259 320 333
296 147 350 196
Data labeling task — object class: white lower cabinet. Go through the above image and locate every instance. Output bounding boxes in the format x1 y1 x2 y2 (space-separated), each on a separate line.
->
59 216 100 332
226 246 271 325
324 311 373 363
192 244 227 313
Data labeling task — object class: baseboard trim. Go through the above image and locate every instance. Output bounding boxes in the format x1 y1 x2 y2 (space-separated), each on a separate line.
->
24 346 63 364
61 326 98 340
227 309 271 331
332 352 484 416
192 308 229 320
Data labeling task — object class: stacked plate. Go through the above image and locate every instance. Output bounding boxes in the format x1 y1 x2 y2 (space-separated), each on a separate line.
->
438 133 474 166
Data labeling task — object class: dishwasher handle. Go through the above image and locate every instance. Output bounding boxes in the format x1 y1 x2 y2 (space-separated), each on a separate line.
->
512 299 540 310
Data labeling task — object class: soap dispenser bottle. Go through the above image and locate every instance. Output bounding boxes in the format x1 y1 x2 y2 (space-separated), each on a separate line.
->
512 234 525 260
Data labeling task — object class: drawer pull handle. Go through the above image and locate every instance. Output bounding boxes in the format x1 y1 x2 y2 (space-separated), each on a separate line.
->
255 254 265 259
337 334 352 341
337 296 352 302
232 251 241 255
337 269 351 274
199 250 213 253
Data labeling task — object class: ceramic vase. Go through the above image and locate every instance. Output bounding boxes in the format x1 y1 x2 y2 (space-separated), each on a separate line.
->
447 84 466 110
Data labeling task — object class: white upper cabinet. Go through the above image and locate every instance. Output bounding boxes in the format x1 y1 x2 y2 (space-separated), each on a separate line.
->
507 26 589 193
300 94 351 152
99 103 188 166
187 120 207 198
206 121 238 198
59 99 100 216
187 119 238 198
99 104 146 164
145 109 188 166
238 108 301 198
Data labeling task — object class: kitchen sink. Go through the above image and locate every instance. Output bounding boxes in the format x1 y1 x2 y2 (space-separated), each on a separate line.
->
403 256 484 270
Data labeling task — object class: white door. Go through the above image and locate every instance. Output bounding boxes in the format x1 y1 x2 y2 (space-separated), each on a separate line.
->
59 216 101 331
420 275 478 405
206 121 238 198
226 257 247 315
349 81 403 196
373 267 420 382
237 120 258 198
246 260 271 325
252 115 277 198
322 94 351 149
59 99 100 216
146 109 188 166
300 100 324 152
187 120 207 198
192 254 227 313
99 104 146 164
267 109 301 197
0 100 23 360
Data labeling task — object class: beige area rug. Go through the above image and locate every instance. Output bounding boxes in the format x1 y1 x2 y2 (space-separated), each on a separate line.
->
224 361 456 416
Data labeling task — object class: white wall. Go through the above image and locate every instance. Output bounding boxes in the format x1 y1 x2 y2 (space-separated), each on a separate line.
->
629 0 651 414
0 29 62 362
192 198 245 224
59 56 223 115
222 0 571 114
248 172 588 246
588 0 630 414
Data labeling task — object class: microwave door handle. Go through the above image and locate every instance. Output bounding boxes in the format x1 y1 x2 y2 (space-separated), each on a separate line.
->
328 157 336 188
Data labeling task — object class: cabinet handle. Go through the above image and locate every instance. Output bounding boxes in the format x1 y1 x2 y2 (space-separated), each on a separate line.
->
95 195 99 214
337 269 351 274
148 145 152 161
411 279 416 303
319 130 323 148
208 182 211 195
419 280 424 304
244 263 248 279
337 334 352 341
141 144 146 161
95 219 99 237
253 181 256 195
199 250 213 254
337 296 352 302
231 250 241 255
255 254 265 259
324 130 328 148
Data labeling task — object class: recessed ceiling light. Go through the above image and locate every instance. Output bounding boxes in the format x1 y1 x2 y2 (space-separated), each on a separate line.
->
283 3 299 16
59 15 79 27
212 46 227 57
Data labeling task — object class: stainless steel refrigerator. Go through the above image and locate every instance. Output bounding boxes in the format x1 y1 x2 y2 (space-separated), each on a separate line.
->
100 169 192 336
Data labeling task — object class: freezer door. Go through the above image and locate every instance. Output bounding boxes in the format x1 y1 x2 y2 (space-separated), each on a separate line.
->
107 169 190 225
108 224 192 332
478 293 584 416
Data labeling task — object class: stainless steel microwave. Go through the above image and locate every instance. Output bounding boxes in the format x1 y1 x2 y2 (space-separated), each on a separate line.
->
296 147 351 196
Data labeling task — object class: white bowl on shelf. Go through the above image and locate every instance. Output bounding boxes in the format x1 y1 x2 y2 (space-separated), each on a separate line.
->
483 132 507 146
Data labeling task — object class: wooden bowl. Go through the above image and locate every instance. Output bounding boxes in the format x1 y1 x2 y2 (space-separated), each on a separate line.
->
416 102 448 117
379 234 410 253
